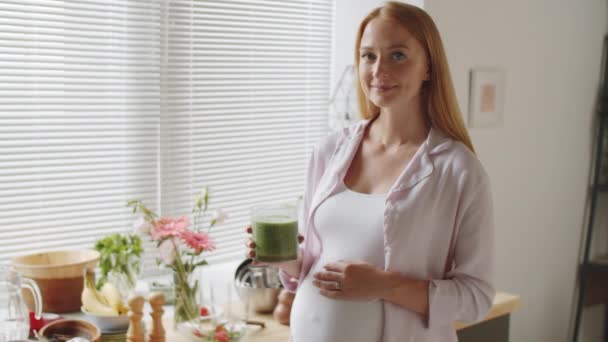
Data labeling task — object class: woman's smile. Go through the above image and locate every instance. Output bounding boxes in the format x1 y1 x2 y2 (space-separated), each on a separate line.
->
371 84 398 92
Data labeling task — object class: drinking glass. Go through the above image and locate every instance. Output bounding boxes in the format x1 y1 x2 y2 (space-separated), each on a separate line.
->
251 203 299 262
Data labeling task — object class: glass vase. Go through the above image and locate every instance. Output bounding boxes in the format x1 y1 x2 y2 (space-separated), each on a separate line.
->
106 266 140 299
173 269 199 326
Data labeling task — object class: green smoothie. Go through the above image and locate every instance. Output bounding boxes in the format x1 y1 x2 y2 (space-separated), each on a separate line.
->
252 215 298 262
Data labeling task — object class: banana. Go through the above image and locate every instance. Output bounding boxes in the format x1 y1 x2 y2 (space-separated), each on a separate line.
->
100 283 122 312
83 273 110 306
81 274 121 316
117 302 130 315
82 286 119 316
100 282 130 315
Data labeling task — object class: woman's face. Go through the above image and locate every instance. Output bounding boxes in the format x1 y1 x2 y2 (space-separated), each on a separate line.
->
358 16 429 110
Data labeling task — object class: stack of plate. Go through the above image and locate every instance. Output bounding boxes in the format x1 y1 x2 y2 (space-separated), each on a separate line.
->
99 322 145 342
102 330 128 342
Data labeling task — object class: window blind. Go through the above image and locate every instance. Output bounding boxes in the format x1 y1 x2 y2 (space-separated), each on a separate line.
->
0 0 333 275
159 0 333 264
0 0 161 271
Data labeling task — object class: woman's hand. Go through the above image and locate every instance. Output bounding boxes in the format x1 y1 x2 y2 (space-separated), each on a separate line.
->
312 260 389 301
244 225 304 277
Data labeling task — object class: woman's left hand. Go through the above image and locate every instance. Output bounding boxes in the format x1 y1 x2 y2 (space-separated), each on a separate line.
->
312 260 388 301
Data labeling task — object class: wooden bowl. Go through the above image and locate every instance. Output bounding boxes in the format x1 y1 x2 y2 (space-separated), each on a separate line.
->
39 319 101 342
12 249 99 313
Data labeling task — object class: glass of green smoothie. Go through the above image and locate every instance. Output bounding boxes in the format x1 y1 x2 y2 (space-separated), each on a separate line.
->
251 203 299 262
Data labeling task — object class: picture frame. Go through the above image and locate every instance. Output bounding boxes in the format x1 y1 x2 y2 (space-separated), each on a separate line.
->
468 67 506 128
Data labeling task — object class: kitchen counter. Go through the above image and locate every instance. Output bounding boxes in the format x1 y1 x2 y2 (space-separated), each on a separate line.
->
165 291 520 341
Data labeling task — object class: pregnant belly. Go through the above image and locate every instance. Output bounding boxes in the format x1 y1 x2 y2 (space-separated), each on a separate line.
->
290 274 384 342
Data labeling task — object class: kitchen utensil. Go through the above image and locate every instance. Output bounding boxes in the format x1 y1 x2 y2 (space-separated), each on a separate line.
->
0 264 42 342
234 259 281 313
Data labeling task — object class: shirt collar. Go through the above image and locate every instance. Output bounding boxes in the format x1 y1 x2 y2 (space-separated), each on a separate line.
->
346 119 453 156
339 119 453 194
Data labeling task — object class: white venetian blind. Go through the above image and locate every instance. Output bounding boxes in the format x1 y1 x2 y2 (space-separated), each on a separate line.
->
160 0 332 263
0 0 161 269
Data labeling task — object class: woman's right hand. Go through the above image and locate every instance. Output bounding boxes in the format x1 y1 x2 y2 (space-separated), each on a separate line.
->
244 225 304 277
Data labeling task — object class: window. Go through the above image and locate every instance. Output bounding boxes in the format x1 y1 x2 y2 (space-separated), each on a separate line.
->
0 0 333 272
160 0 333 264
0 0 161 271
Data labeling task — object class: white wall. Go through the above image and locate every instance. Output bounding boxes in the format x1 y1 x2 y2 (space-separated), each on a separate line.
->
422 1 606 341
202 1 606 340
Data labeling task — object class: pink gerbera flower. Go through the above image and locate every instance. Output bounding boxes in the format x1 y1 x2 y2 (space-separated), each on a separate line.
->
151 216 190 241
179 230 215 254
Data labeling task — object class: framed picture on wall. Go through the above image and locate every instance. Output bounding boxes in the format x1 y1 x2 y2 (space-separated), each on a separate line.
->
468 67 506 128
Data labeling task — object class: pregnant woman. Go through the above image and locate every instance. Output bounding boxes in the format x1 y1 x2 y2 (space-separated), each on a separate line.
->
245 2 495 341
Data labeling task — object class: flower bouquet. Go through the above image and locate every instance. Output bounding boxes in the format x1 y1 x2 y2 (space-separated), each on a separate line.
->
128 187 226 326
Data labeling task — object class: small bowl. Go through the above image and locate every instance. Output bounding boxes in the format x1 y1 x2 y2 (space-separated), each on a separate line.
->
81 307 129 333
178 320 247 341
39 319 101 342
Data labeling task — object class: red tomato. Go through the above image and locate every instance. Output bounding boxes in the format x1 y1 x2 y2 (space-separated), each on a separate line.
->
200 305 209 317
214 330 229 342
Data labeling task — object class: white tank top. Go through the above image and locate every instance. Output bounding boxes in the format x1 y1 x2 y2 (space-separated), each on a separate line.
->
290 184 386 342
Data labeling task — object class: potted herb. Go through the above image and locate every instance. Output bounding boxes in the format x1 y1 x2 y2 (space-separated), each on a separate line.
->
94 233 143 297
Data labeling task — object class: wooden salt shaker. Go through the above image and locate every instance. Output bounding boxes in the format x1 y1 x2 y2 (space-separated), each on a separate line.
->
148 292 166 342
127 295 145 342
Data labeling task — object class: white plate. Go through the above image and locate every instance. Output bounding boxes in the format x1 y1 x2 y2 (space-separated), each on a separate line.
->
81 307 129 333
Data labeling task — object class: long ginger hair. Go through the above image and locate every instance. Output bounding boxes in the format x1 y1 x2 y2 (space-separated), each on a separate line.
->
355 2 475 153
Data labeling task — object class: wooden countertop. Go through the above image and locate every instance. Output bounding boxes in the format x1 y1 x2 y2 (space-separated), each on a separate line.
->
165 291 520 341
454 292 520 330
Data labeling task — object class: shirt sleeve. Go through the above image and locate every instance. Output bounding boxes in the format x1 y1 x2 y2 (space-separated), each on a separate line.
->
427 174 495 328
279 143 327 292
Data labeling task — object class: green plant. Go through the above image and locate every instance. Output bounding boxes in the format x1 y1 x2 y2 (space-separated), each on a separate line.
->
94 233 143 290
